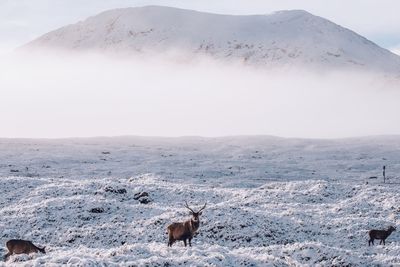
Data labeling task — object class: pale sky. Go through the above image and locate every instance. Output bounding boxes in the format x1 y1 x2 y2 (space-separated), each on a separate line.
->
1 0 400 54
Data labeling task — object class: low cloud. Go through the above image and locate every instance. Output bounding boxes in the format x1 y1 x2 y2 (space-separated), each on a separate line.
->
0 50 399 138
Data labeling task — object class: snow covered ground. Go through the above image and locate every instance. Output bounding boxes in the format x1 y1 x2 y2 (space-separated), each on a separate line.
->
1 136 400 266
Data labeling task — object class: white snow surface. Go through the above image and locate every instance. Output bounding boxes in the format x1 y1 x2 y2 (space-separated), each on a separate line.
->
1 136 400 266
24 6 400 74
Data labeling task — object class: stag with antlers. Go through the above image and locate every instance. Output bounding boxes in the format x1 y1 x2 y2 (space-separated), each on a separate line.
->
167 201 207 247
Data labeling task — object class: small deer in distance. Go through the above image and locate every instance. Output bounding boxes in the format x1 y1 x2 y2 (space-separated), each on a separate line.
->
3 239 46 261
167 201 207 247
368 226 396 246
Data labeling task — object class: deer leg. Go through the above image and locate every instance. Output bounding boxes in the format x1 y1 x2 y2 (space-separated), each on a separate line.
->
189 238 192 247
383 239 386 246
168 232 174 247
368 239 372 246
3 252 11 262
183 239 187 247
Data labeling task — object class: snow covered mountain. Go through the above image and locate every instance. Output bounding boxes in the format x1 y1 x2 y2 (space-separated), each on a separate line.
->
24 6 400 73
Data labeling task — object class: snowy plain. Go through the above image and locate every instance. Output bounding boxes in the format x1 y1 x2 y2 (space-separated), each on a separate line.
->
1 136 400 266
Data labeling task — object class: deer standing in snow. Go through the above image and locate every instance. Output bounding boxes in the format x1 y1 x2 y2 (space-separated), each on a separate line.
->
368 226 396 246
167 201 206 247
3 239 46 261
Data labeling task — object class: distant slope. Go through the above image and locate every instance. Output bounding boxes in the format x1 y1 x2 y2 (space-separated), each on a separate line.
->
24 6 400 73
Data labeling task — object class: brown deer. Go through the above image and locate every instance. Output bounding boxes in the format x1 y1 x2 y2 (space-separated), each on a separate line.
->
368 226 396 246
167 201 206 247
3 239 46 261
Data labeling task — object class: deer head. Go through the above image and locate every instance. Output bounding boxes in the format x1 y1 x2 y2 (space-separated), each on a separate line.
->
184 201 206 224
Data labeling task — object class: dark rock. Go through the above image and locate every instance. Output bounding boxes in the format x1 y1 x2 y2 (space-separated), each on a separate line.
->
105 186 127 194
133 192 149 200
139 197 152 204
90 207 105 213
133 191 152 204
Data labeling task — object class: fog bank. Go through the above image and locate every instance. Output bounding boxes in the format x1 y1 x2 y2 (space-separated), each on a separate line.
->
0 51 399 138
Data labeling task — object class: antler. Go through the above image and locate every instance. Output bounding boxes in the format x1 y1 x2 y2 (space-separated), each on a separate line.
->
184 201 195 213
197 202 207 213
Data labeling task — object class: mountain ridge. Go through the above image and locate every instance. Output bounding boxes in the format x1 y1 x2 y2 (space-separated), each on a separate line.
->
23 6 400 74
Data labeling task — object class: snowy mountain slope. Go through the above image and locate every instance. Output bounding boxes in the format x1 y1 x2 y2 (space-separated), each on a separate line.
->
24 6 400 73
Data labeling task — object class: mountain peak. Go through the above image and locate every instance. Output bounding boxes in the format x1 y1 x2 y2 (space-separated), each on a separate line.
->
270 9 313 17
23 6 400 74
